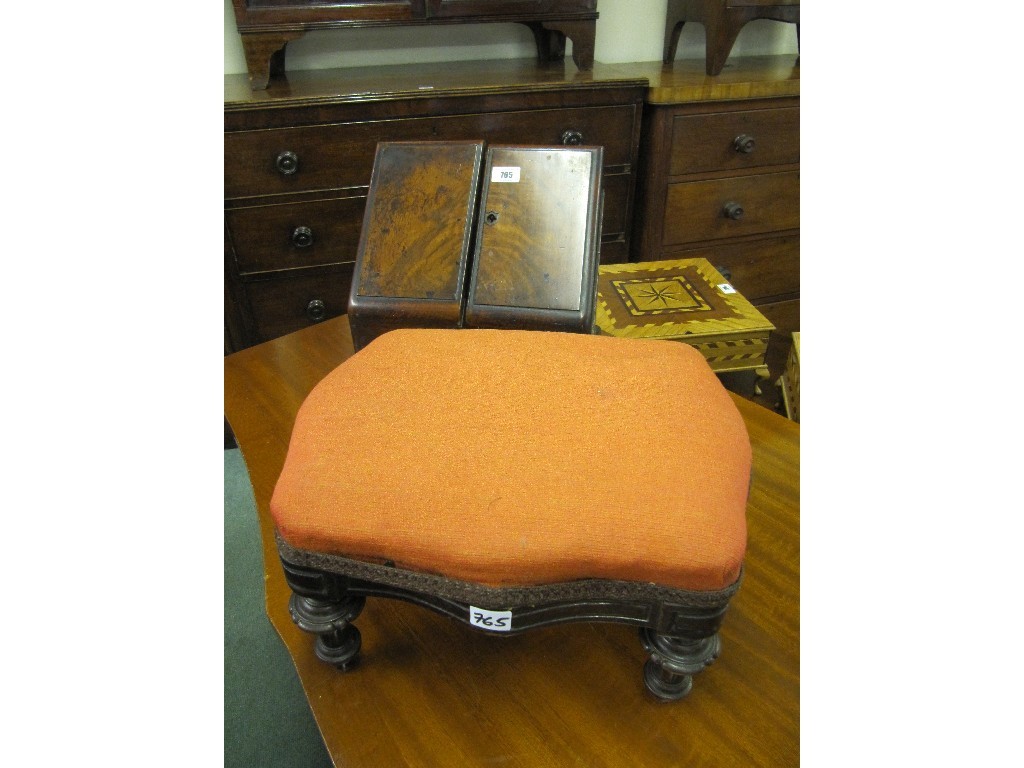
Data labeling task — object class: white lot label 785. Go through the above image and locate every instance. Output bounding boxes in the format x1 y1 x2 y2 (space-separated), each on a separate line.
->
491 166 521 183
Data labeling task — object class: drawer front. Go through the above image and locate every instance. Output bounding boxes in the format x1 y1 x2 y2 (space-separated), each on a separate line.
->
245 266 355 343
599 239 627 264
229 172 627 276
429 1 597 17
599 171 628 244
663 171 799 246
729 0 799 6
662 234 799 302
758 297 799 337
225 105 637 199
668 107 799 176
758 297 800 369
227 195 366 275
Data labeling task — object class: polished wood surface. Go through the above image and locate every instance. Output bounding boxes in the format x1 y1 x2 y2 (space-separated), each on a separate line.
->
662 0 800 75
224 59 646 353
230 0 599 88
661 233 799 303
224 315 800 767
466 146 602 331
349 140 483 350
626 56 799 386
662 170 800 245
668 105 799 175
608 57 799 104
224 59 645 109
355 142 481 302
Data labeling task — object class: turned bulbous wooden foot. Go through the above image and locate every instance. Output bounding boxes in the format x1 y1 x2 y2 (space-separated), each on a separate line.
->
639 627 721 701
289 594 366 671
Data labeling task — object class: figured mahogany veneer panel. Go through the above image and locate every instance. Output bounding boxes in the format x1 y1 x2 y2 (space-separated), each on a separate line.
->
346 141 485 351
663 171 799 246
355 141 483 301
468 146 601 318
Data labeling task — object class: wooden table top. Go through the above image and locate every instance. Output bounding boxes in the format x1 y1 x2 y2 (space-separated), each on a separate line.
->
225 58 648 111
224 55 798 110
224 316 800 767
607 56 800 104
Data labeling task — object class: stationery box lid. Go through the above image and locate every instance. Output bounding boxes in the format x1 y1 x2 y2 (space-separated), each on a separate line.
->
349 140 485 350
464 145 603 333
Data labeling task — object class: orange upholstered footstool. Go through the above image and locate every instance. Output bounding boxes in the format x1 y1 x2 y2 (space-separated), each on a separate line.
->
271 328 751 701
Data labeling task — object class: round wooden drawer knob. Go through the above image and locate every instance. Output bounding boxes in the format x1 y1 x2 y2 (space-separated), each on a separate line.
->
733 134 756 154
291 226 314 248
723 202 745 221
306 299 326 322
276 150 299 175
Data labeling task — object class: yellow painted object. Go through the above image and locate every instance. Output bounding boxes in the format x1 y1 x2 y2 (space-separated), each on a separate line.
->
595 258 775 375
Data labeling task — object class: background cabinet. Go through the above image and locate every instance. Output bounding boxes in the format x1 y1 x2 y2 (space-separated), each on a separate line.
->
224 59 645 352
620 57 799 381
230 0 599 88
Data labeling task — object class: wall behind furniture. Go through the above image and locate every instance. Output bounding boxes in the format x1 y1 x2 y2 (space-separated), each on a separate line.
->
224 0 799 75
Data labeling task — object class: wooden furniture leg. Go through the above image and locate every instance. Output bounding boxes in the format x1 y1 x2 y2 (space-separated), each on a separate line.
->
663 0 799 76
663 3 687 65
287 583 366 671
278 546 736 702
639 628 721 701
703 10 749 76
240 31 303 90
527 22 566 62
532 19 596 70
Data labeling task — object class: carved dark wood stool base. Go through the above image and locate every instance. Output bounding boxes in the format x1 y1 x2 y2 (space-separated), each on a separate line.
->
269 327 752 703
288 593 366 670
278 539 739 701
639 628 721 701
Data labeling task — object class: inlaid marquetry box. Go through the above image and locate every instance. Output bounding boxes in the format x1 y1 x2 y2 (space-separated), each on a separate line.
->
595 257 774 374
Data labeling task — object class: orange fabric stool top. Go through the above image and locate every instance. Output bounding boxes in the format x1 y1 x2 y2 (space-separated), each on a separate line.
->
271 327 750 594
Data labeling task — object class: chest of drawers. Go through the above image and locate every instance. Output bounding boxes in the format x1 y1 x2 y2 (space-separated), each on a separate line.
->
230 0 599 89
619 57 799 378
224 59 646 352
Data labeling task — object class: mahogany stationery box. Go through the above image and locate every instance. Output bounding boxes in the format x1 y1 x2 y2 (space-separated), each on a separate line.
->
349 141 604 350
